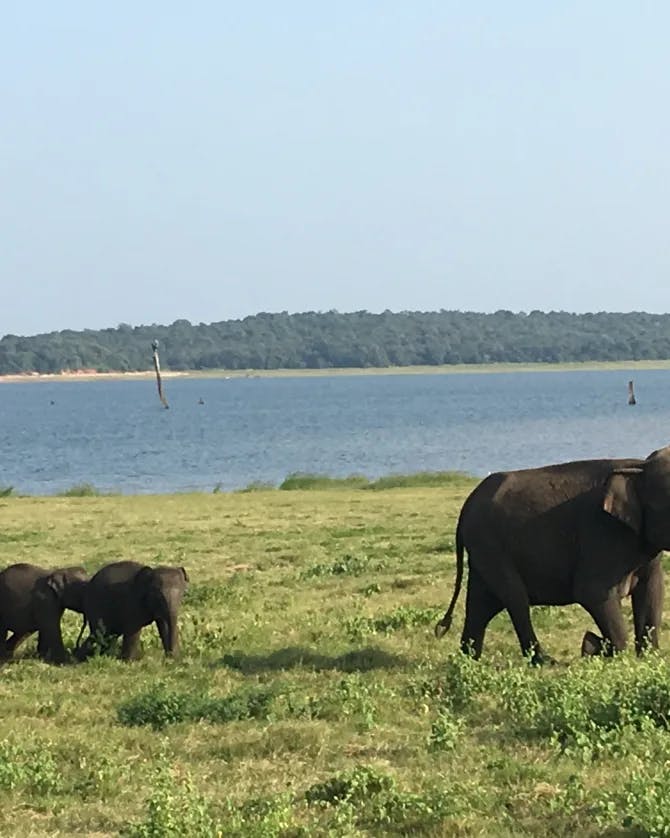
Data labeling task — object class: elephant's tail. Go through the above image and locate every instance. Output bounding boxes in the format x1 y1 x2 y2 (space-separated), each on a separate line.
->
75 614 88 649
434 519 464 639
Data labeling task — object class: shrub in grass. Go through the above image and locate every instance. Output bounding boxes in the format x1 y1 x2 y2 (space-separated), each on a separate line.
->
0 485 13 497
0 741 63 795
407 653 494 712
597 767 670 838
58 483 101 497
345 605 439 641
305 765 463 832
184 580 248 607
365 471 473 490
428 709 464 751
121 766 219 838
117 684 279 730
279 473 369 490
301 552 385 579
306 765 395 806
280 674 380 731
499 654 670 753
124 765 300 838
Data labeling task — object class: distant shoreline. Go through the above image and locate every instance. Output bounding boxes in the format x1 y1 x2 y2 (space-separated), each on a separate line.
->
2 359 670 383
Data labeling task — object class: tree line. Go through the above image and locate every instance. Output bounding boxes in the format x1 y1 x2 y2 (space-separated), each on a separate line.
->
1 310 670 374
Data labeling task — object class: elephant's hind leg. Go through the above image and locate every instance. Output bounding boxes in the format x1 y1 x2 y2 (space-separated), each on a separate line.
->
472 560 549 664
0 626 11 661
493 573 548 663
460 569 503 659
6 631 32 657
583 596 628 655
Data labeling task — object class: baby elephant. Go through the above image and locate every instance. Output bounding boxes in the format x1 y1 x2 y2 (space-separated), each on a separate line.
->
0 563 89 663
75 560 188 661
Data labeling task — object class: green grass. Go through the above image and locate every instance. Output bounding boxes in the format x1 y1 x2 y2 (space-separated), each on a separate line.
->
0 484 669 835
58 482 103 497
277 470 473 491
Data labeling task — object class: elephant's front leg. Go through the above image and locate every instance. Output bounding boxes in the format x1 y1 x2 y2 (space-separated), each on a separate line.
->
37 628 67 664
632 556 664 654
120 630 142 661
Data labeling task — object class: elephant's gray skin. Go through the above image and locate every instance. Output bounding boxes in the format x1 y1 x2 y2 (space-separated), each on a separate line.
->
75 561 188 661
0 563 89 663
434 446 670 664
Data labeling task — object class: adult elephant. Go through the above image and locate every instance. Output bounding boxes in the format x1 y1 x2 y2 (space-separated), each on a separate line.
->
0 563 89 663
434 446 670 664
75 561 188 661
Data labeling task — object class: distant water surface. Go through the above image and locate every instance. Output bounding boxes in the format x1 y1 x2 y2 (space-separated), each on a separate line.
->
1 369 670 494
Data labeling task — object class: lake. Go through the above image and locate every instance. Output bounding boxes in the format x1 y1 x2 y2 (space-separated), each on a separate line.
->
1 369 670 495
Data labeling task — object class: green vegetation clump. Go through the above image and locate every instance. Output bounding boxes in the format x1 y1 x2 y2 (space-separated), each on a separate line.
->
500 654 670 750
118 684 279 730
365 471 471 490
58 482 102 497
280 470 472 491
304 765 462 833
345 605 440 641
301 552 385 578
279 473 369 490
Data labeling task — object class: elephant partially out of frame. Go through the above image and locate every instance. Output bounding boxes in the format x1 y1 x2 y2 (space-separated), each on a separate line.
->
0 563 89 663
435 446 670 664
75 560 188 661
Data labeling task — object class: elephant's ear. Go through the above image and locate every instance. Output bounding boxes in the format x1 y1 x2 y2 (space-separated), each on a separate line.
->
33 572 66 607
135 566 155 601
603 468 643 532
135 566 154 586
47 571 68 600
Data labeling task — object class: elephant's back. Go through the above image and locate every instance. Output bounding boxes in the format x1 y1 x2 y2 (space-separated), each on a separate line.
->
84 561 147 632
457 457 644 604
0 563 46 600
88 560 145 589
461 457 642 524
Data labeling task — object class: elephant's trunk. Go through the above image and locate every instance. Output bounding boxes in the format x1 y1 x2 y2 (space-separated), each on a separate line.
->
64 579 88 614
155 590 181 657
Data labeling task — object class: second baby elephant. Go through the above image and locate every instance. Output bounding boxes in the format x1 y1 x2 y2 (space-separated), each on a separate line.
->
75 560 189 661
435 445 670 664
0 563 89 663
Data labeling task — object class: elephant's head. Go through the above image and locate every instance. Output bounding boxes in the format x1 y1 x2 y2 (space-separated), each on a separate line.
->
136 565 188 657
34 566 89 614
604 445 670 549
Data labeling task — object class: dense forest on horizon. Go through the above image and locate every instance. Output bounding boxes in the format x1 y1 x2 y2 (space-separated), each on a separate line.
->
1 309 670 374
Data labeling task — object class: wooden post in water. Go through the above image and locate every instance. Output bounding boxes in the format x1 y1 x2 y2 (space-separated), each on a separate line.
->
152 339 169 409
628 380 636 406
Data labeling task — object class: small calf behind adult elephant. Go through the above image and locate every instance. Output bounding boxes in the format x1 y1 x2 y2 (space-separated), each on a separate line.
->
75 560 189 661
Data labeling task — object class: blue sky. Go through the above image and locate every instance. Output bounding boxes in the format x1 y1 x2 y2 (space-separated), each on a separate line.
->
2 3 669 336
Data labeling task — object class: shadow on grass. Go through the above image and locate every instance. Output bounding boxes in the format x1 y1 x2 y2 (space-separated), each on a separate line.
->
219 645 408 674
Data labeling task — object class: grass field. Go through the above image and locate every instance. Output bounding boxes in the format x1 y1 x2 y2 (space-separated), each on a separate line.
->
1 477 670 836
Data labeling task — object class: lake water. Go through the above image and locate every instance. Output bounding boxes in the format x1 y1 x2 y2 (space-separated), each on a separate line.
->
1 369 670 495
